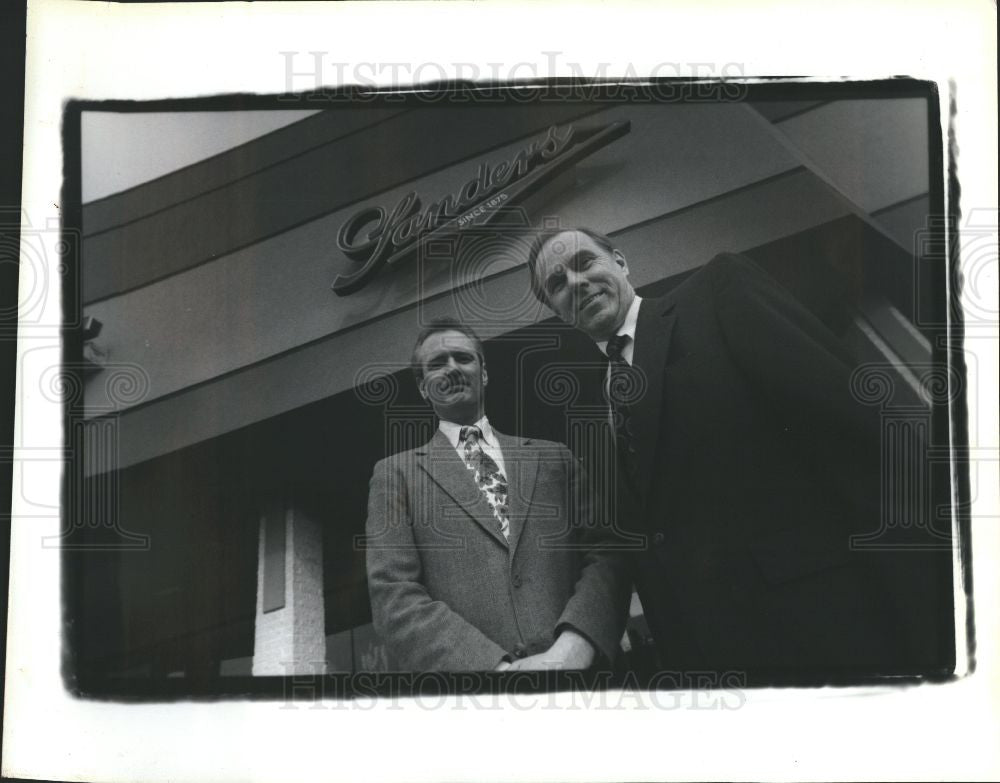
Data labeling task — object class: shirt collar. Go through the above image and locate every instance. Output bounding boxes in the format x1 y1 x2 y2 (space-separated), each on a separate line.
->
596 295 643 357
439 415 495 449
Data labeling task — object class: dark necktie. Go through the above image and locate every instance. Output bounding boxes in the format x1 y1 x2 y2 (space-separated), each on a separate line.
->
459 425 510 542
606 334 640 482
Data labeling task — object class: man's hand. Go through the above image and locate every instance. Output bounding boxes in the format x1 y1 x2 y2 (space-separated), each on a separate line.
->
506 630 596 671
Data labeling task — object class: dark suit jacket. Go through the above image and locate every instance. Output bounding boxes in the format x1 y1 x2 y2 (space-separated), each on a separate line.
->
618 253 951 677
365 429 630 671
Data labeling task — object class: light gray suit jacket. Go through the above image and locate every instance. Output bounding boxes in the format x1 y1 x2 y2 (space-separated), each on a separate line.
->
364 429 629 671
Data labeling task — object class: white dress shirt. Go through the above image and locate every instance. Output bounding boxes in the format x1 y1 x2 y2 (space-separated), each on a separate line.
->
597 294 642 366
438 415 507 478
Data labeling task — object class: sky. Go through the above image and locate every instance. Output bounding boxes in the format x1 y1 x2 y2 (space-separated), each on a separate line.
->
81 110 320 203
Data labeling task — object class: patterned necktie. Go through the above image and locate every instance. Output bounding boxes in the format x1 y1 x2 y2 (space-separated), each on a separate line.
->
459 425 510 542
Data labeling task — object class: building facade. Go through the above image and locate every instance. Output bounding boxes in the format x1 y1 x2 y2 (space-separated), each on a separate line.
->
65 86 949 686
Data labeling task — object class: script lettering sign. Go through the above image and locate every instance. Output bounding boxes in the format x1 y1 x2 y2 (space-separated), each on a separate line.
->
332 120 631 295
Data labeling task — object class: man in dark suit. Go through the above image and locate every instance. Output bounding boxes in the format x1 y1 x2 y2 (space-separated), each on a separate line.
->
525 227 950 679
365 317 629 672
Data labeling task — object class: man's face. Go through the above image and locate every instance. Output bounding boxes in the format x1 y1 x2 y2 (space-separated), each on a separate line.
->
416 330 487 425
534 230 636 341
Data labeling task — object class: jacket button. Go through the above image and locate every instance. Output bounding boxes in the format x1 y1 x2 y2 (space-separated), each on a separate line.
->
514 644 527 658
512 574 522 588
653 532 665 546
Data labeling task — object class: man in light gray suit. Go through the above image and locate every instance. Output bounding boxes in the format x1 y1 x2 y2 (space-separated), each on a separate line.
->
365 318 629 672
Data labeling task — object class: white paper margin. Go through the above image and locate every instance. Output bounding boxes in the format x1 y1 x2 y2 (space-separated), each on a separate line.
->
5 1 999 781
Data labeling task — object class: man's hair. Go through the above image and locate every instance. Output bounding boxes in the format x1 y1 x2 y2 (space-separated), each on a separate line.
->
410 317 486 383
525 226 618 305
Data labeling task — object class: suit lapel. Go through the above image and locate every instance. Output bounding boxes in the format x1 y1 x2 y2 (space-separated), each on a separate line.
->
416 430 509 547
496 431 538 557
631 297 677 504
